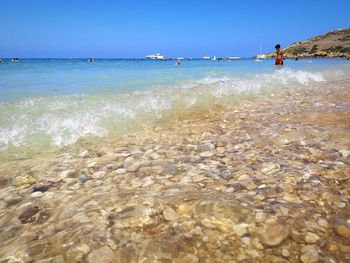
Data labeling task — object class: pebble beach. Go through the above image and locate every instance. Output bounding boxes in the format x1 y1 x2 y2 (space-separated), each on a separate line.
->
0 72 349 262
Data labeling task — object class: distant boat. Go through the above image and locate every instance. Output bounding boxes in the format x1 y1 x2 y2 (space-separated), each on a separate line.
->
0 59 3 63
88 58 94 63
255 42 265 62
212 56 217 61
177 57 184 60
145 53 166 60
202 56 211 60
228 56 241 60
11 58 19 62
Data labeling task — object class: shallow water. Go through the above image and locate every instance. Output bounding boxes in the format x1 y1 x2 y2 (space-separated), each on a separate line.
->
0 58 349 157
0 61 349 262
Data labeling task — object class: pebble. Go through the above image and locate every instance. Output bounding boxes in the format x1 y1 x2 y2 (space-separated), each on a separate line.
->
199 151 214 158
233 224 248 237
281 249 290 257
126 161 142 172
334 222 350 240
31 191 43 198
256 223 289 246
245 249 259 258
241 237 251 246
300 249 319 263
60 169 78 178
92 171 107 179
15 175 36 187
304 232 320 244
86 246 114 263
115 168 126 174
339 149 350 158
198 142 215 152
317 218 329 228
163 206 179 221
255 212 267 223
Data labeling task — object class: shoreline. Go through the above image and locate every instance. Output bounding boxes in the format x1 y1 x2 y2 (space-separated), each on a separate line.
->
0 80 350 262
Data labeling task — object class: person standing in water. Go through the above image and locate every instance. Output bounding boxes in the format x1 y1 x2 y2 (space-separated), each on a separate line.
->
275 44 283 66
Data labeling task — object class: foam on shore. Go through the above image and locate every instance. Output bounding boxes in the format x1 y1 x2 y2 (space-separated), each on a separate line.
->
0 68 347 154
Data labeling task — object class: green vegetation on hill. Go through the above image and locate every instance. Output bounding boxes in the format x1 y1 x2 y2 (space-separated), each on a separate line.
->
264 28 350 58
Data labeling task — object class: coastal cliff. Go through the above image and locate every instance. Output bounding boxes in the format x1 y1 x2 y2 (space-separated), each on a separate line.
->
265 28 350 58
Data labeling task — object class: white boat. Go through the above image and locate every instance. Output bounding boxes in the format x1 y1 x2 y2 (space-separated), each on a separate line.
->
145 53 166 60
212 56 217 61
202 56 211 60
255 42 265 62
177 57 184 60
256 54 266 59
228 56 241 60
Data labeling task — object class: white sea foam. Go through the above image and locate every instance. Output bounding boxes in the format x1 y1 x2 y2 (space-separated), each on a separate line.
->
0 68 344 152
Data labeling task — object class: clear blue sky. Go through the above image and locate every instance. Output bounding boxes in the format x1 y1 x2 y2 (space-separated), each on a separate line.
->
0 0 349 58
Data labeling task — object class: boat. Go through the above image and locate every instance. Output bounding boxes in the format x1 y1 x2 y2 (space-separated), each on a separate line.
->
255 42 265 62
88 58 94 63
256 54 266 59
228 56 241 60
145 53 166 60
211 56 217 61
202 56 211 60
177 57 184 60
11 58 19 62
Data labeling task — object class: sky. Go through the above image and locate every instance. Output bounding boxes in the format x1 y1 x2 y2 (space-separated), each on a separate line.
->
0 0 349 58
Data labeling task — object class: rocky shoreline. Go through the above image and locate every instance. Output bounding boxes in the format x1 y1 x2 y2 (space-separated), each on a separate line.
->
0 79 350 262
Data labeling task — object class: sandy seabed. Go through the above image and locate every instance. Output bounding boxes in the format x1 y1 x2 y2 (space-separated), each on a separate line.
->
0 78 349 263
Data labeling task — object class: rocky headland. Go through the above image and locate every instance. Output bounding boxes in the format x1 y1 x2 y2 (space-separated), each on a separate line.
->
264 28 350 58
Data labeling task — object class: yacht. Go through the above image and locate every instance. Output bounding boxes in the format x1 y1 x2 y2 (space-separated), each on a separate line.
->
177 57 184 60
211 56 217 61
145 53 166 60
228 56 241 60
256 54 266 59
202 56 211 60
255 42 265 62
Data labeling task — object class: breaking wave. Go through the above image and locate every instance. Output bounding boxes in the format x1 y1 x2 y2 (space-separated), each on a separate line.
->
0 68 344 152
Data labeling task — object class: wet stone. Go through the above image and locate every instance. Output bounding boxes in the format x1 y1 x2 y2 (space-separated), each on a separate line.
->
126 161 142 172
304 232 320 244
163 206 179 221
164 164 181 175
199 151 214 158
256 223 289 246
198 142 215 152
35 211 51 224
79 175 93 183
219 171 233 180
60 169 78 178
31 191 44 198
233 223 248 237
15 175 36 187
86 246 115 263
33 184 52 193
300 249 319 263
334 222 350 240
339 149 350 158
18 206 41 224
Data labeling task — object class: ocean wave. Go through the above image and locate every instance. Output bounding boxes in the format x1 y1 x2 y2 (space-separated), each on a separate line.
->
0 68 343 152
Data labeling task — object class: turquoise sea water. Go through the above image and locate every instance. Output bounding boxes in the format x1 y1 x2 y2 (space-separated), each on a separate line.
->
0 58 349 154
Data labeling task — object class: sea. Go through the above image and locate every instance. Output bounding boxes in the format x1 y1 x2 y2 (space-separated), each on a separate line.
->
0 58 349 159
